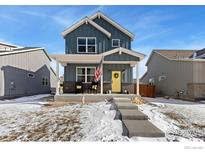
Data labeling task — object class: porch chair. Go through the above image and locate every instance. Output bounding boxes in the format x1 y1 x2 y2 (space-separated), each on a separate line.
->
75 82 83 93
89 81 98 93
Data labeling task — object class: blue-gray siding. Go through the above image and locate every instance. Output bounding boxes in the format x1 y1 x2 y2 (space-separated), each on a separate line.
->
93 17 131 50
104 52 139 61
65 24 110 54
64 17 132 54
64 63 133 82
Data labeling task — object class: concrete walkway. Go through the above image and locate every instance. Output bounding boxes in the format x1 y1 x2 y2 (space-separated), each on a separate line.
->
113 97 165 138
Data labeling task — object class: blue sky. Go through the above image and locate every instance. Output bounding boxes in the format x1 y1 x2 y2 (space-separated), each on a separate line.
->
0 5 205 77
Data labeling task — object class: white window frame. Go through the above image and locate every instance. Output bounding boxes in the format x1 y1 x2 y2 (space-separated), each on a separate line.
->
76 67 96 83
77 37 97 53
112 39 120 47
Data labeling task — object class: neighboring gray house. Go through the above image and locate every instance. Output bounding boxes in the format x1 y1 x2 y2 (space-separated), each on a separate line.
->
0 42 56 98
51 11 145 94
141 49 205 100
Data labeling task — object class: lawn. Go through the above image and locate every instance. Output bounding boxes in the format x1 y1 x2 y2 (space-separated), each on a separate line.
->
0 95 125 141
139 97 205 141
0 95 204 141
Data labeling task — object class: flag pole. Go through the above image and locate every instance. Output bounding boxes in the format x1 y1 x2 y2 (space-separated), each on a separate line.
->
100 56 104 94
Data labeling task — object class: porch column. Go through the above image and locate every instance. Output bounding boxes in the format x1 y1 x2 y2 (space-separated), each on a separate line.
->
100 74 103 94
136 62 139 95
56 59 60 95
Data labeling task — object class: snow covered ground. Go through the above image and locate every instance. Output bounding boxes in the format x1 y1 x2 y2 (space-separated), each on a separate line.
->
0 95 129 141
139 97 205 142
0 95 204 142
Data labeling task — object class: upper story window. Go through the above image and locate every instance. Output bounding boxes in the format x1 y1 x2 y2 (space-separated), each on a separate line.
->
112 39 120 47
77 37 96 53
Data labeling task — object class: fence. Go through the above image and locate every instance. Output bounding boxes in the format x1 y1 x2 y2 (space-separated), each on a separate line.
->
139 84 156 97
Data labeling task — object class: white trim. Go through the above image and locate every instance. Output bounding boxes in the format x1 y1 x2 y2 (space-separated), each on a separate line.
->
104 61 137 64
102 47 145 60
0 41 19 48
76 66 96 83
89 12 134 40
136 62 139 95
77 37 97 53
88 19 111 38
62 17 111 38
112 39 120 48
56 59 60 95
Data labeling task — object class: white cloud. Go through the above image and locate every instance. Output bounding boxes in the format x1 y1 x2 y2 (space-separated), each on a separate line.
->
20 10 47 17
20 6 105 28
0 14 20 23
129 10 176 43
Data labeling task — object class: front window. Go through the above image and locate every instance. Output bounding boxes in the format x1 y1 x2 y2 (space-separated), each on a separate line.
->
76 67 95 83
112 39 120 47
77 37 96 53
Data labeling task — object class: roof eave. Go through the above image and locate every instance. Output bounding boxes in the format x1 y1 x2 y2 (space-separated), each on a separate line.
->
89 11 135 40
61 17 111 38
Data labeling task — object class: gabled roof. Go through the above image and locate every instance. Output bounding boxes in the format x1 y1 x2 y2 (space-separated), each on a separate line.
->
0 47 51 61
89 11 134 40
61 17 111 38
146 49 196 66
0 41 19 48
102 47 145 60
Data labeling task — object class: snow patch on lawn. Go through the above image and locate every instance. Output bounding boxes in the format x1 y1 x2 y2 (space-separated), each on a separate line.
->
0 96 130 141
139 97 205 142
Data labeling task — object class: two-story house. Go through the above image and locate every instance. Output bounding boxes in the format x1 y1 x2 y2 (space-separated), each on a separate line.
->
51 11 145 94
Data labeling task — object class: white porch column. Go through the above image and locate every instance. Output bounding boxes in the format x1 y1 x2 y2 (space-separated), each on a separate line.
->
56 59 60 95
136 62 139 95
100 74 103 94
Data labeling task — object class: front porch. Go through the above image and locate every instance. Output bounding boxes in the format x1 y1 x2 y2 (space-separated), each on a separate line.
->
50 47 145 96
63 81 138 94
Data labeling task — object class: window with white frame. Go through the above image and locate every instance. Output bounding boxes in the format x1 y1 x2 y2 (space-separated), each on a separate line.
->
77 37 96 53
76 67 95 83
112 39 120 47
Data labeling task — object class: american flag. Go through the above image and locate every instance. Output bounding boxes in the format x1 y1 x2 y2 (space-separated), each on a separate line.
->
94 56 103 82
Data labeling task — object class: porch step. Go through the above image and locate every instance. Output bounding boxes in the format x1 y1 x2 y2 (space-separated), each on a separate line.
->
122 120 165 137
115 102 138 110
119 109 148 120
113 97 131 103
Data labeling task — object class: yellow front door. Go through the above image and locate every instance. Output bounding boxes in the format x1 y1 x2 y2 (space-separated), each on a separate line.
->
112 71 121 93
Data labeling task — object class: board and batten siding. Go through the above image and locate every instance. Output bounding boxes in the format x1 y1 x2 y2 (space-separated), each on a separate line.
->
65 24 110 54
64 63 133 83
0 49 54 97
141 53 194 96
93 17 131 50
64 17 132 54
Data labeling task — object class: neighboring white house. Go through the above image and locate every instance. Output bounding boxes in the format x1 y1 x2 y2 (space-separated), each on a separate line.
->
0 42 56 98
